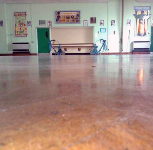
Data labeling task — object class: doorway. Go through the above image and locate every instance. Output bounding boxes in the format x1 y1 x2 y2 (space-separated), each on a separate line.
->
37 28 50 53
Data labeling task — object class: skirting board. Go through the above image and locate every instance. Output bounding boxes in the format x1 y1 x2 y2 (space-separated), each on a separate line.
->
0 53 37 56
132 52 150 54
101 52 131 55
0 52 151 56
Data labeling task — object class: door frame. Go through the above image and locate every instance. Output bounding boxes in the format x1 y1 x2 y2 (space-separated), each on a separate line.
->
151 26 153 52
36 27 51 54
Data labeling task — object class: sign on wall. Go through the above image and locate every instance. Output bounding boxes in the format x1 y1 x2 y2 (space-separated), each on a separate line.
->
55 11 80 24
39 20 46 26
14 12 27 37
100 28 106 33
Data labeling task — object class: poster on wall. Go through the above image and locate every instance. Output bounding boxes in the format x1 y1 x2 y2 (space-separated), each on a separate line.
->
55 11 80 24
127 19 131 26
100 20 104 26
111 20 115 26
0 20 3 27
14 12 27 37
90 17 96 24
133 6 151 36
83 20 88 26
48 20 52 27
27 21 32 27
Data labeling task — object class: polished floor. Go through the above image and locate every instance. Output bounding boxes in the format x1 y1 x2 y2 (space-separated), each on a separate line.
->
0 55 153 150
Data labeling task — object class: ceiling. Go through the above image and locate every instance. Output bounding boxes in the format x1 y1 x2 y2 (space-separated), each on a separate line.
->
0 0 110 3
0 0 152 3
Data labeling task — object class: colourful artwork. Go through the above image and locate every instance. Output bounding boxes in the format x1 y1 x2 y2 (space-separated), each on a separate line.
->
14 12 27 37
55 11 80 24
134 7 151 36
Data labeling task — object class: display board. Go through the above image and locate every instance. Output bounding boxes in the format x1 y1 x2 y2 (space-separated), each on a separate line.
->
14 12 27 37
55 11 80 24
51 27 94 44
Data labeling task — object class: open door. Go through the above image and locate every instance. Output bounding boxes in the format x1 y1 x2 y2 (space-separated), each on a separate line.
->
37 28 50 53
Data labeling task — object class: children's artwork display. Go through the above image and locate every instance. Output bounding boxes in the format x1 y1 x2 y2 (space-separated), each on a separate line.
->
14 12 27 37
134 6 151 36
55 11 80 24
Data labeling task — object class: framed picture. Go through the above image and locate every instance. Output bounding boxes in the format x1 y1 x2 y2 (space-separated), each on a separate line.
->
39 20 46 26
55 11 80 24
111 20 115 26
127 19 131 26
48 20 52 27
83 20 88 26
27 21 31 27
100 20 104 26
0 20 3 27
90 17 96 24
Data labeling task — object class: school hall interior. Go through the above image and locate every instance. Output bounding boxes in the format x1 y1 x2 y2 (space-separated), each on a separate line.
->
0 0 153 150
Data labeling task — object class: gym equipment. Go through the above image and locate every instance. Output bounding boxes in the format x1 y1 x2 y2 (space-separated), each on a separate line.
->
90 39 108 55
49 40 65 55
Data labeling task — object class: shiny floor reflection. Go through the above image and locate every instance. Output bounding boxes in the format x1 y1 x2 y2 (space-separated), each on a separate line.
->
0 55 153 150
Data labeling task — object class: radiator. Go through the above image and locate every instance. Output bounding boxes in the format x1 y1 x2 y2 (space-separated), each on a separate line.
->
133 41 150 52
12 43 30 53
